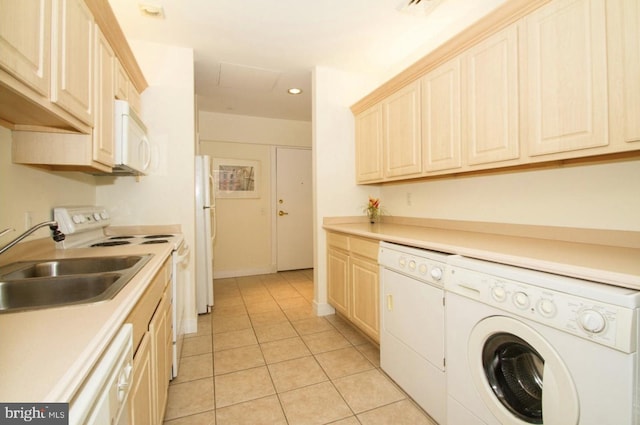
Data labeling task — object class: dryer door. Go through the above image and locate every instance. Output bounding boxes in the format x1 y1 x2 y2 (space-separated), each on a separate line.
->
468 316 579 425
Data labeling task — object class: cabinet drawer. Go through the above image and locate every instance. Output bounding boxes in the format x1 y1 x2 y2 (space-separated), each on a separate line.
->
327 232 349 251
350 237 379 261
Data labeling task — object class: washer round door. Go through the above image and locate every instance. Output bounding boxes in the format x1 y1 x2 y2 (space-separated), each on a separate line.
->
468 316 579 425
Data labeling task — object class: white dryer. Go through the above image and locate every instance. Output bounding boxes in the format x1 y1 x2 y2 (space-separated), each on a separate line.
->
444 256 640 425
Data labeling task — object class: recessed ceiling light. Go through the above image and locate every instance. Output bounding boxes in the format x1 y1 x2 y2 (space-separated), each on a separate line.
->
139 2 165 19
287 88 303 95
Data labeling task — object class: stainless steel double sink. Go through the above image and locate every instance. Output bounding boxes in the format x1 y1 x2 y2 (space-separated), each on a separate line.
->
0 255 153 313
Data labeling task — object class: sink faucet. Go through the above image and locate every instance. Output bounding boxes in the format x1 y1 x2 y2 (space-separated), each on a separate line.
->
0 221 66 255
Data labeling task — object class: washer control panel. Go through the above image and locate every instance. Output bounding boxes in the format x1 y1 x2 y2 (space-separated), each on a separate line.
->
379 242 449 287
445 260 639 353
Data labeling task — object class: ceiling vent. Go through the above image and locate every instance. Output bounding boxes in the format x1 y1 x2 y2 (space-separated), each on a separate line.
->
396 0 445 16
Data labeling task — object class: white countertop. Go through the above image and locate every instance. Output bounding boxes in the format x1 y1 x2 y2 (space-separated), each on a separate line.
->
0 232 181 402
323 218 640 289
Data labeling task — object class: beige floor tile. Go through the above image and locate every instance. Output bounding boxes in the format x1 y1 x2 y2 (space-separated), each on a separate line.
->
327 418 360 425
186 316 212 339
333 369 405 413
242 293 275 306
315 347 374 380
163 410 215 425
214 366 275 408
215 395 286 425
211 303 247 317
165 378 215 421
302 330 351 354
279 381 352 425
213 328 257 352
181 335 213 357
275 296 311 310
211 314 252 334
355 343 380 367
267 355 328 392
336 327 369 346
253 321 298 343
212 295 244 306
260 337 311 364
291 317 334 336
282 306 315 322
245 299 281 314
172 353 213 384
270 287 302 301
249 310 288 327
357 399 436 425
213 345 264 375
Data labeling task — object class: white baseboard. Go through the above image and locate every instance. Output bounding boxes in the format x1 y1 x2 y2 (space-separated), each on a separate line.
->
313 301 336 317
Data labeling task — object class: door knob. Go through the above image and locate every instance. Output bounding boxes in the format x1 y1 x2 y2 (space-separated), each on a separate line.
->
278 210 289 216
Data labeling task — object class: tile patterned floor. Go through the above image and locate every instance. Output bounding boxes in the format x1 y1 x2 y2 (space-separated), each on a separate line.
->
163 270 438 425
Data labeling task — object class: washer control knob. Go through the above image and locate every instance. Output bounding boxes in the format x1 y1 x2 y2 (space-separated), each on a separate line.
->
418 264 428 275
430 267 443 281
578 309 606 334
408 260 416 271
491 286 507 302
398 257 406 268
513 291 530 309
538 299 557 318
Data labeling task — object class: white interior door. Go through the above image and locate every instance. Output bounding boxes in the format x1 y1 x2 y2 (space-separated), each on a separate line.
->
276 147 313 271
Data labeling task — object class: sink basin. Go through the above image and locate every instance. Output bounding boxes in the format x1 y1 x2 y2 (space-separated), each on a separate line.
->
0 255 147 279
0 254 152 313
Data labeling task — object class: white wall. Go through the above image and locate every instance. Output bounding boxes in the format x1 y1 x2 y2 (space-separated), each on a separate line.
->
96 41 197 331
379 160 640 231
198 111 312 277
312 66 381 315
0 127 96 241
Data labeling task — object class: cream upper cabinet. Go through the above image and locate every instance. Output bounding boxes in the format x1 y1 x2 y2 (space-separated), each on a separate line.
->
462 23 520 166
421 58 462 173
607 0 640 145
51 0 94 126
355 104 384 183
93 26 115 167
523 0 608 156
0 0 51 96
383 80 422 178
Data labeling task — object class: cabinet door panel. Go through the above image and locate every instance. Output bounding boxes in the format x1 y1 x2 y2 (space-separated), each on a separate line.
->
463 24 520 165
93 26 115 166
129 332 154 425
619 0 640 143
383 81 422 178
52 0 93 125
350 257 379 342
525 0 608 155
422 58 462 172
327 248 349 316
355 105 384 183
0 0 50 96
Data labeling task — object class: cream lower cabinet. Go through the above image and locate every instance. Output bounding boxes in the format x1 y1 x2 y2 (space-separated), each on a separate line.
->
326 232 380 343
126 260 173 425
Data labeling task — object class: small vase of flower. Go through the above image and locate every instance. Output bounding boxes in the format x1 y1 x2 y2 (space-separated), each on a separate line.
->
364 196 381 224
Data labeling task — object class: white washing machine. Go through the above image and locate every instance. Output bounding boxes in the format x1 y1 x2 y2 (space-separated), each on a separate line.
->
444 256 640 425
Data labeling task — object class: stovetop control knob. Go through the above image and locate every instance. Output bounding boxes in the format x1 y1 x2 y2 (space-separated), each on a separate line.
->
430 267 443 281
100 211 109 220
578 309 606 334
72 214 83 224
93 212 102 221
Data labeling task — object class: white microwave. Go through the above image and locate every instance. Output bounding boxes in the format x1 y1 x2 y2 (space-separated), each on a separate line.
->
114 100 151 175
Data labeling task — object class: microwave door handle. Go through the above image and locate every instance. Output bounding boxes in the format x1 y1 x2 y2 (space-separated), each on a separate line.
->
141 137 151 170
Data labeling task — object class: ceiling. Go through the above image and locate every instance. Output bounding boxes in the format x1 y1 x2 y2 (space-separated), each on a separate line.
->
108 0 506 122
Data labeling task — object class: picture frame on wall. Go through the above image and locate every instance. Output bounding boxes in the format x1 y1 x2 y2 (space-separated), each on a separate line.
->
212 158 260 198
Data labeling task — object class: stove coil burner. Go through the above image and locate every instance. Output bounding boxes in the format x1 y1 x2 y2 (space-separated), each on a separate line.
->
144 234 173 239
141 239 169 245
91 241 131 247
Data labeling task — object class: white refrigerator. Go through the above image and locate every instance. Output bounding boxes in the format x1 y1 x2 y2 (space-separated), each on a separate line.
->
195 155 215 313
